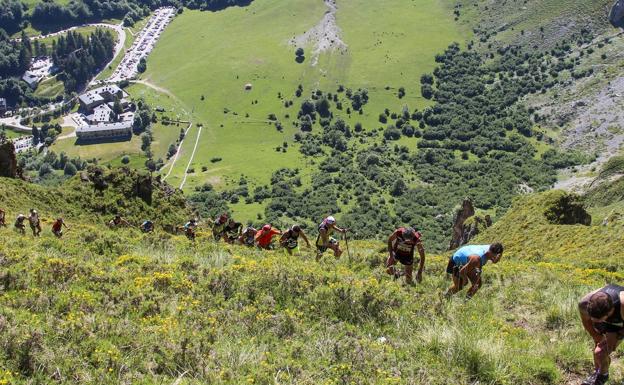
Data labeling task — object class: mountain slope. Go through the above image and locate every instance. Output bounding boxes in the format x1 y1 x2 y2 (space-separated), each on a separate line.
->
0 176 623 384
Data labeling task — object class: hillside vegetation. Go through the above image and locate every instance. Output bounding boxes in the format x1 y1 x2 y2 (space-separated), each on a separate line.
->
0 175 623 384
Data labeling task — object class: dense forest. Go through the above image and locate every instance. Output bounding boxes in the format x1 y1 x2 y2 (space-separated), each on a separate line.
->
0 0 25 34
0 27 114 107
27 0 251 27
51 28 115 91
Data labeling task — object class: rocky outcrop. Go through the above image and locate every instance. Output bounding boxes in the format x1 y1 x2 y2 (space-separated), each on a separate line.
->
602 211 623 226
610 0 624 27
543 193 592 225
135 173 153 205
449 198 494 250
0 140 18 178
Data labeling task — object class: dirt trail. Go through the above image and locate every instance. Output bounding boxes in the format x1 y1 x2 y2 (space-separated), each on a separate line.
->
179 125 203 190
162 122 193 182
289 0 347 66
130 79 186 107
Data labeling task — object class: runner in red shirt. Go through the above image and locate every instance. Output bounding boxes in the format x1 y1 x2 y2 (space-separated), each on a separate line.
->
255 224 281 249
386 227 426 284
52 217 69 238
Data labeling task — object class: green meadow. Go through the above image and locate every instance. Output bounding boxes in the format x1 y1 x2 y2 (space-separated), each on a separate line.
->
144 0 466 200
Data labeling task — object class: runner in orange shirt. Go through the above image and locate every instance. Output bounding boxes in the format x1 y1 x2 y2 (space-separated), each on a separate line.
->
255 224 282 249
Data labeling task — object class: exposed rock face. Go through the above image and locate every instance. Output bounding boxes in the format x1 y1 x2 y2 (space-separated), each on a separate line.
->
610 0 624 27
449 198 494 250
135 174 153 205
0 141 18 178
544 193 592 225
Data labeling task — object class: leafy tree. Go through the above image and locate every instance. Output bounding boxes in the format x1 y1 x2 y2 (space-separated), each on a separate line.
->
64 162 77 176
315 97 331 118
420 73 434 85
38 162 52 177
137 58 147 73
383 126 401 140
421 84 434 99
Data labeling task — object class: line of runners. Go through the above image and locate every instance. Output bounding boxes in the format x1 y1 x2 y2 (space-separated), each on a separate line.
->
0 207 619 385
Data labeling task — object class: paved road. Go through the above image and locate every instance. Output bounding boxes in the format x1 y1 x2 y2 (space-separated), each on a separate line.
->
0 116 34 132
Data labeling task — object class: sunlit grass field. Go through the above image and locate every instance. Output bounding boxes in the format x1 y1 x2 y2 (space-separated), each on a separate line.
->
0 174 622 384
145 0 466 194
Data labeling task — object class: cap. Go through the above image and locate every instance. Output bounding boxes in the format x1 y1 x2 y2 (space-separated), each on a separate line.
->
262 224 271 231
326 216 336 224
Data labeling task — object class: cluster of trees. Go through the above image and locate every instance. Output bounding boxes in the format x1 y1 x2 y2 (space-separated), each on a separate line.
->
18 149 88 181
202 39 595 250
0 30 31 78
31 0 155 28
130 99 165 172
183 0 252 11
31 122 62 146
52 29 115 92
30 0 246 29
0 30 55 107
0 0 25 33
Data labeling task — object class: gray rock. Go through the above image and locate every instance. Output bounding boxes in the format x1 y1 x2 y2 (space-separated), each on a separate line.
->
610 0 624 27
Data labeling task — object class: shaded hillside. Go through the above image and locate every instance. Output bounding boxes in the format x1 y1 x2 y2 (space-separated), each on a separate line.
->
0 167 189 227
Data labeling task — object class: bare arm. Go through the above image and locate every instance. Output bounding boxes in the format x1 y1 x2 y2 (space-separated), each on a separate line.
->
336 226 347 234
416 243 426 276
300 231 311 247
387 232 398 257
579 291 603 344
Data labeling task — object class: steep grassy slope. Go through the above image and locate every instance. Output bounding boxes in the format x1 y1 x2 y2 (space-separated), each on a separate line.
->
1 177 623 384
477 190 623 269
0 168 189 226
455 0 613 49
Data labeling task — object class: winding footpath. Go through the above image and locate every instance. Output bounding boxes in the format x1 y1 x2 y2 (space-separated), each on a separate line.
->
162 122 193 182
179 125 203 190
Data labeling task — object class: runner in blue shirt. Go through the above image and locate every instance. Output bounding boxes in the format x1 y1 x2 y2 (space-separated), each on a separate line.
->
445 243 503 298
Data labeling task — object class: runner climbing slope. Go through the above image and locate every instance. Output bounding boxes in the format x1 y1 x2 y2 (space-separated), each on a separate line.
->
579 285 624 385
183 218 197 241
140 220 154 233
445 243 503 298
315 216 347 260
14 214 26 235
280 225 311 255
223 218 243 244
386 226 426 284
255 224 281 250
108 215 130 228
52 218 69 238
238 226 257 247
28 209 41 237
212 213 228 241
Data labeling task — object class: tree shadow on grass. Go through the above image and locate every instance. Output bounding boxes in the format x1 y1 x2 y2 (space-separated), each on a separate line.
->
73 135 132 146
